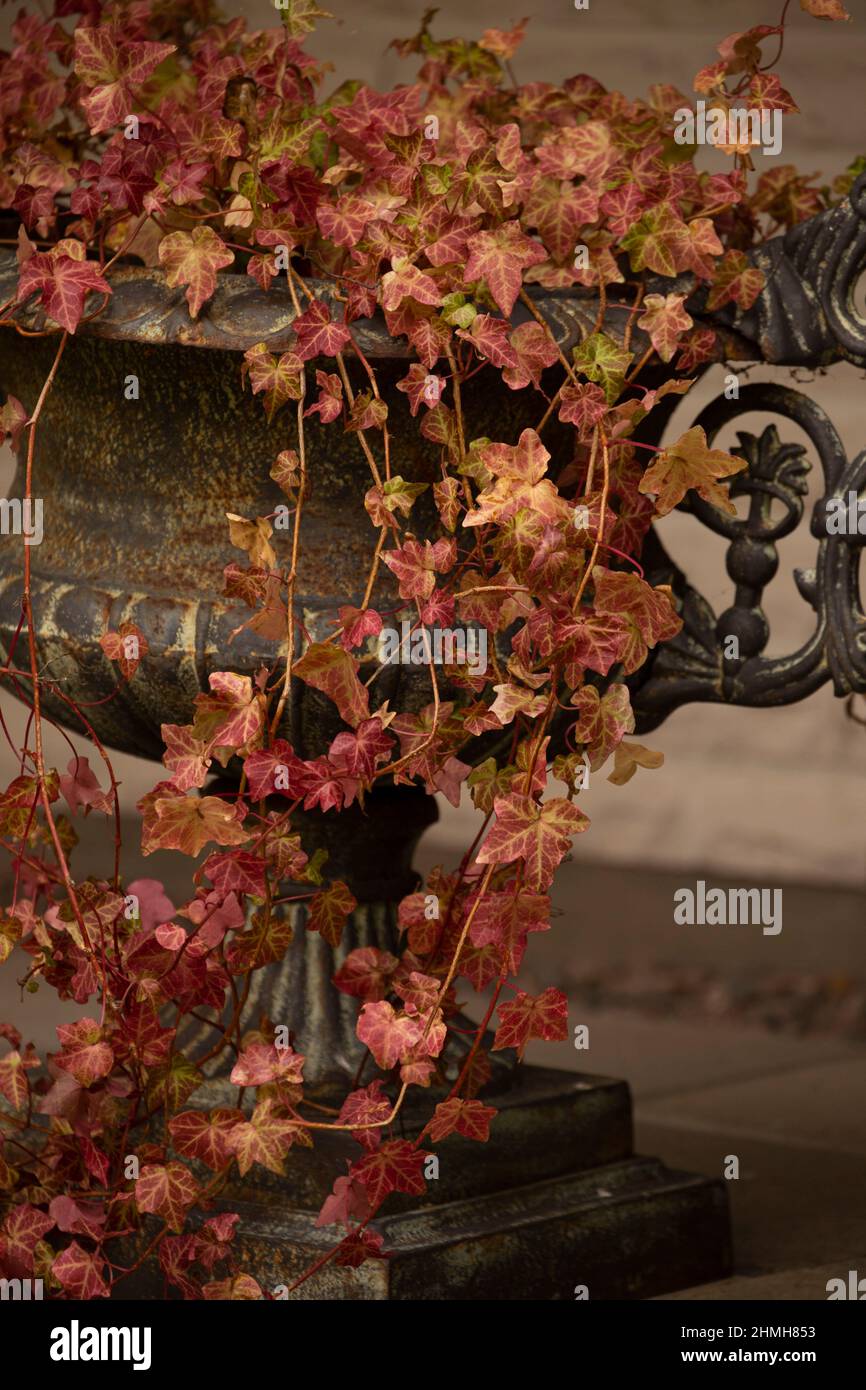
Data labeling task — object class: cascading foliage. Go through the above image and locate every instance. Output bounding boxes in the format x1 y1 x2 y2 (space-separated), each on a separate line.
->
0 0 856 1298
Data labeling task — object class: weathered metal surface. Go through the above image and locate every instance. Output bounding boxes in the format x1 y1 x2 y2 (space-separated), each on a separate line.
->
0 331 573 759
632 380 866 730
226 1156 731 1301
727 171 866 368
0 251 752 362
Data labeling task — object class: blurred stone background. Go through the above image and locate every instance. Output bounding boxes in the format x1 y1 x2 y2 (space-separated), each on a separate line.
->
1 0 865 1296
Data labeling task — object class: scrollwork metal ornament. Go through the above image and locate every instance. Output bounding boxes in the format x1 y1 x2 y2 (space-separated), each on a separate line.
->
632 174 866 732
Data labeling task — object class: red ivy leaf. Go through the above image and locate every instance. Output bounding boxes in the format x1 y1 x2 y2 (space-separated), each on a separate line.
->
168 1108 244 1170
427 1097 497 1143
477 794 589 890
158 226 234 319
144 792 248 857
492 986 569 1057
54 1017 114 1087
135 1160 200 1232
332 946 399 1002
0 1204 53 1278
356 999 423 1070
306 880 357 947
100 621 148 680
18 245 111 333
292 300 351 359
52 1241 110 1299
351 1139 427 1209
293 642 370 728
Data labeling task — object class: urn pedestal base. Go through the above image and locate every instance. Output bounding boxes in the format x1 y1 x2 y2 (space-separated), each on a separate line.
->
203 1068 731 1300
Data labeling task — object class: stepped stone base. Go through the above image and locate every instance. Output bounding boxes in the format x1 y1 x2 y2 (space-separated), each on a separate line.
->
121 1066 732 1300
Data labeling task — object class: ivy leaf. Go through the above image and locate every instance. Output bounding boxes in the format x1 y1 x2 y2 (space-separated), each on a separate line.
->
571 682 634 768
292 300 351 359
242 739 305 800
74 24 175 134
279 0 334 38
332 947 399 1002
501 321 559 390
468 889 550 973
356 1000 423 1070
536 120 615 179
636 294 693 363
433 477 462 532
59 755 113 816
243 341 304 421
479 18 528 59
350 1139 427 1209
639 425 746 516
99 621 148 680
304 369 343 423
492 987 569 1057
0 1204 53 1278
382 537 457 600
145 1055 203 1113
0 395 27 449
592 567 682 672
683 218 724 280
225 1098 310 1177
203 1274 264 1300
271 449 301 499
225 513 276 570
204 850 267 898
337 1080 392 1150
329 718 394 781
54 1017 113 1086
196 1213 239 1271
294 641 370 728
317 1171 373 1226
158 226 234 318
464 222 547 315
205 671 265 750
161 723 211 791
52 1241 110 1299
457 313 518 368
225 908 294 972
135 1161 200 1232
427 1097 497 1143
396 364 447 418
335 1228 392 1267
168 1108 244 1170
477 794 590 891
230 1042 305 1091
621 201 691 277
0 1051 29 1109
339 606 383 653
489 682 549 725
607 740 665 785
306 880 357 947
0 772 59 834
800 0 849 19
524 175 599 262
380 258 442 312
464 429 565 527
145 794 248 857
572 332 632 404
676 326 719 373
705 250 765 312
557 381 608 433
18 246 111 333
